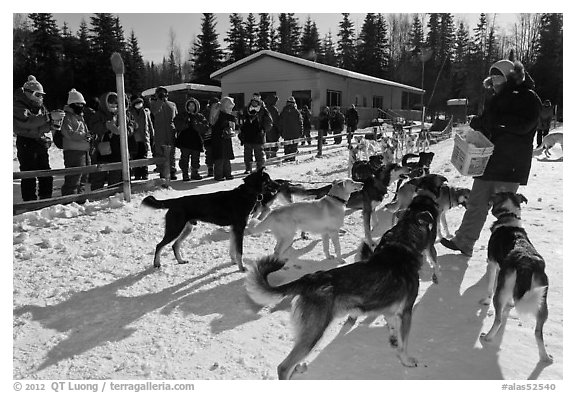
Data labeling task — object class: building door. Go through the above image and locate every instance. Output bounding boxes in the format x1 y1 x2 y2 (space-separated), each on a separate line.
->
292 90 312 110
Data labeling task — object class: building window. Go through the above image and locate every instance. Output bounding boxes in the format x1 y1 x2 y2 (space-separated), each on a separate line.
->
326 90 342 108
362 96 367 107
402 91 422 110
291 90 312 110
228 93 244 111
373 95 384 109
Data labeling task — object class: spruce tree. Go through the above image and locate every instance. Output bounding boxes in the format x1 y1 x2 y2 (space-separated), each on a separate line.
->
532 13 563 108
256 13 271 51
245 13 258 54
225 13 247 64
300 16 321 61
191 13 224 85
337 13 356 71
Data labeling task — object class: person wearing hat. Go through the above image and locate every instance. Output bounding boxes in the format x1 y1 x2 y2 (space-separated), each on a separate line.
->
536 99 554 147
175 98 209 181
279 96 303 161
263 95 281 158
329 106 345 144
13 75 53 201
345 104 359 146
239 93 272 173
150 86 178 181
211 96 237 180
129 95 155 180
60 89 92 195
87 91 136 190
300 104 312 146
441 59 542 257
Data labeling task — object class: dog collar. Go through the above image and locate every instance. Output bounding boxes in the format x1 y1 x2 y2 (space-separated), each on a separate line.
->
496 212 521 221
327 194 348 204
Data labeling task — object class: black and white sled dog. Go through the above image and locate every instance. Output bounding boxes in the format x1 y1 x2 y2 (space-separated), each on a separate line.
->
479 192 553 363
245 174 446 379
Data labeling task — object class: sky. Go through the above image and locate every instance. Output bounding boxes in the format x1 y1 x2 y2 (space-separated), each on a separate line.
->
43 12 522 64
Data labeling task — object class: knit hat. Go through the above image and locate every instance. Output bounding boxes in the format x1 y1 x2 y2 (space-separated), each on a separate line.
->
287 96 296 104
131 95 144 106
23 75 45 94
67 88 86 105
155 86 168 95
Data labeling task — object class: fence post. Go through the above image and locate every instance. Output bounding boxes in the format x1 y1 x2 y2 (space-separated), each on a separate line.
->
110 52 131 202
316 129 324 157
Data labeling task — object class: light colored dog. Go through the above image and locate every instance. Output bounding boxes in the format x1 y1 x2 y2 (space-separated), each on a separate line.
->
533 132 563 158
247 179 363 259
416 129 431 152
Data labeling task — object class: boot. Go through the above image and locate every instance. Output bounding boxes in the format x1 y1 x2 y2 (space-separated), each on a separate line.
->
207 166 214 177
244 162 252 175
190 169 202 180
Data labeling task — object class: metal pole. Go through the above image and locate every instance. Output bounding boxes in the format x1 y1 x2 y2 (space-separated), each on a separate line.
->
110 52 131 202
421 60 426 127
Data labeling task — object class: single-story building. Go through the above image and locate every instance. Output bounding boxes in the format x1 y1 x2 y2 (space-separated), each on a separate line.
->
446 98 468 124
210 50 424 128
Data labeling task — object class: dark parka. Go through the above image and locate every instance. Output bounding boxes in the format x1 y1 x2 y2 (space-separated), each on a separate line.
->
211 110 236 160
264 95 281 143
279 104 303 140
175 98 207 152
239 105 273 144
470 73 542 185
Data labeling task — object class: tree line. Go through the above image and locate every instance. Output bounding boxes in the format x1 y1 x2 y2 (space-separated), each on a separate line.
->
13 13 562 116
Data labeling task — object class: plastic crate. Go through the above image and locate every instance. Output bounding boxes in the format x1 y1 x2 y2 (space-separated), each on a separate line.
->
451 130 494 176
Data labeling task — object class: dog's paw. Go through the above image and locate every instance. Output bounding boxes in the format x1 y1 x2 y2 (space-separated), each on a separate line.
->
432 273 439 284
177 260 189 265
389 335 399 348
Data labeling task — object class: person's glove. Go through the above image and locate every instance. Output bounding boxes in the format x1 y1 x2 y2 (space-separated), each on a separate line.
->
106 120 120 135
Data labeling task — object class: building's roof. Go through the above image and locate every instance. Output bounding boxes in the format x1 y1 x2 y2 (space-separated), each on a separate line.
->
447 98 468 106
141 83 221 97
210 50 424 94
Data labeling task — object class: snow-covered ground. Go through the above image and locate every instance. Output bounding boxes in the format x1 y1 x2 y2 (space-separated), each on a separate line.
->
11 127 563 381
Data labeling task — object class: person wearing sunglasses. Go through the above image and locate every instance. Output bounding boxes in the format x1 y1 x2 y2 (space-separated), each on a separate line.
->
13 75 53 201
441 59 543 257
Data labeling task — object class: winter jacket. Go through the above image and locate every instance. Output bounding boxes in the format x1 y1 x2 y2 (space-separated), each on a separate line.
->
149 97 177 146
470 73 542 185
345 107 359 127
240 105 272 144
301 107 312 131
279 104 303 140
264 96 281 142
330 110 345 131
130 106 154 149
318 109 330 130
87 92 135 162
61 105 90 152
13 88 52 148
175 99 207 152
211 111 236 160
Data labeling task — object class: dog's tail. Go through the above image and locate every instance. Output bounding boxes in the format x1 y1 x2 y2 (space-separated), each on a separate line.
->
515 273 548 316
245 255 300 306
142 195 172 209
